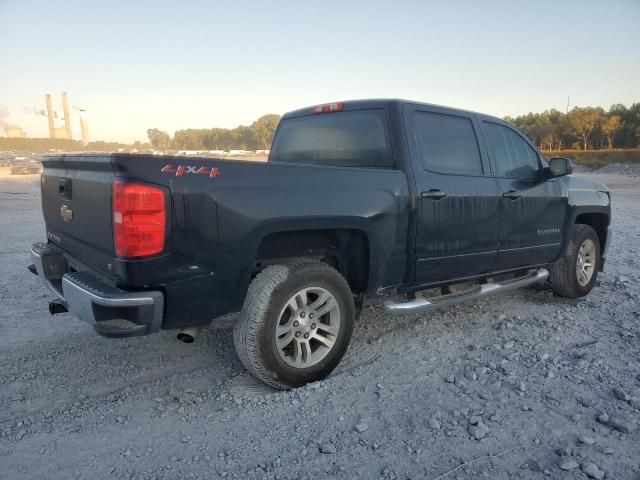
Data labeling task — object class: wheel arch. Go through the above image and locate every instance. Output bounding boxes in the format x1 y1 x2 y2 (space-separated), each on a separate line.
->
254 227 371 294
574 211 609 255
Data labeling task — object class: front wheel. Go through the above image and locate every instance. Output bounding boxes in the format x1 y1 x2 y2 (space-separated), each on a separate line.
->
550 224 600 298
233 261 355 389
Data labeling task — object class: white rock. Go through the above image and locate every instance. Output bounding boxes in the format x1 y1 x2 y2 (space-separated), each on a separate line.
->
353 422 369 433
578 435 595 445
613 387 630 402
428 418 441 430
581 462 604 479
558 459 579 471
607 416 636 434
468 422 489 440
320 443 337 454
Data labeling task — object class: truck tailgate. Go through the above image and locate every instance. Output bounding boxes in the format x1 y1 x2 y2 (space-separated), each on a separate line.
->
41 155 115 271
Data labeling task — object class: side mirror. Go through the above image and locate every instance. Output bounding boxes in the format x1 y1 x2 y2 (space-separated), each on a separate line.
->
548 157 573 177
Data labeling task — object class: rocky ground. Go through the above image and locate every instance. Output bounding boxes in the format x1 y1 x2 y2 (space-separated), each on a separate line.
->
591 163 640 177
0 167 638 480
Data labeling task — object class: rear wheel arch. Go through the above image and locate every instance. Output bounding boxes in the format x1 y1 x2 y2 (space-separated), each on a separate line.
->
254 228 370 294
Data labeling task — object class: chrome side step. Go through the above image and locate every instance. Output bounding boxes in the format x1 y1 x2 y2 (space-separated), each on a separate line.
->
384 268 548 315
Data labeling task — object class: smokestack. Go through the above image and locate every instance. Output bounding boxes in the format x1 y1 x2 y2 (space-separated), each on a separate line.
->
45 94 55 138
79 110 89 146
61 92 72 140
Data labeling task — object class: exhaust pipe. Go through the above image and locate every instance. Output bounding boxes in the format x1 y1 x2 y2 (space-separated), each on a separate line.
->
49 301 68 315
177 327 201 343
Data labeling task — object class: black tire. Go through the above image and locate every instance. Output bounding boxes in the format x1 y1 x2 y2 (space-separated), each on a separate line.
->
550 224 600 298
233 261 355 389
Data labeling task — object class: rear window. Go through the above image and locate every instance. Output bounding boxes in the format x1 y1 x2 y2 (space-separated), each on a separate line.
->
414 111 483 175
269 109 393 168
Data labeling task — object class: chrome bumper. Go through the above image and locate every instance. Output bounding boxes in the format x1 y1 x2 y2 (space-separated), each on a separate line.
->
29 242 164 338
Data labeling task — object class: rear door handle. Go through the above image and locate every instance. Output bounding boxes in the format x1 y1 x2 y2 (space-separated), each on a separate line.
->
421 189 447 200
503 190 521 200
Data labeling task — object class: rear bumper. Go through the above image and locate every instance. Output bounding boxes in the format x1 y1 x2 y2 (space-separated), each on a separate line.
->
29 242 164 338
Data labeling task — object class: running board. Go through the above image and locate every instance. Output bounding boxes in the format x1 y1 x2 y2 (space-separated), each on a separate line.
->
384 268 548 315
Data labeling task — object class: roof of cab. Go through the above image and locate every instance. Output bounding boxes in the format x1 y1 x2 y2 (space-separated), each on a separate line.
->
282 99 505 124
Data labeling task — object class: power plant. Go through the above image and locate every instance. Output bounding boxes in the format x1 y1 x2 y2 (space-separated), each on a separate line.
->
76 107 89 146
45 94 55 138
0 92 89 143
5 127 27 138
62 92 71 140
45 92 89 145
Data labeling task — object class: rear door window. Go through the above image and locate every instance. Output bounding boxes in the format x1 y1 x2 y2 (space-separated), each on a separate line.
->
413 111 483 175
483 122 540 178
269 109 392 168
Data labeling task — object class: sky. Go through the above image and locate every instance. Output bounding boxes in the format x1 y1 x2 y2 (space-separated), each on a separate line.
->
1 0 639 143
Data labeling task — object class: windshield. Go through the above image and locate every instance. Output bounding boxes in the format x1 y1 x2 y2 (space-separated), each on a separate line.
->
269 109 393 168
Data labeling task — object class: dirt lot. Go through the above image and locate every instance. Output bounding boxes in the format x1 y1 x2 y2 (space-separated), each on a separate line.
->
0 166 638 480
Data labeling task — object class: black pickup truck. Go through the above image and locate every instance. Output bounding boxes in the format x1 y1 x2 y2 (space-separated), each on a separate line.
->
29 99 612 389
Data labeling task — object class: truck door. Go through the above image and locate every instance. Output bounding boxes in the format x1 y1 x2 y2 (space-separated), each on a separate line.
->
404 106 501 284
480 120 568 269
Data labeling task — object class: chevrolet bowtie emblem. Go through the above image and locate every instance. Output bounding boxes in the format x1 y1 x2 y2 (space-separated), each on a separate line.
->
60 205 73 222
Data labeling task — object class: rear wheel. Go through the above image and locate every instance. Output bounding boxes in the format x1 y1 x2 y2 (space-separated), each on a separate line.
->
550 224 600 298
233 261 354 389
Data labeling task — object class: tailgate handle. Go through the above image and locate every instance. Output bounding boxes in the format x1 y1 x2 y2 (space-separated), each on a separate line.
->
59 178 72 200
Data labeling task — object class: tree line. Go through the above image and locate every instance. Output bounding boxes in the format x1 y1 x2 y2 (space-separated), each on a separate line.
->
3 103 638 154
0 137 148 153
148 103 640 152
147 114 280 151
504 103 640 151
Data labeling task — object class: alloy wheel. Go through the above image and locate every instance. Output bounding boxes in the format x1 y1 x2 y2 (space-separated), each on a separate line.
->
275 287 341 368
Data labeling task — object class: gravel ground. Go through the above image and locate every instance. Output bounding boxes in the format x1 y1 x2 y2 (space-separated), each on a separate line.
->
596 163 640 177
1 167 639 480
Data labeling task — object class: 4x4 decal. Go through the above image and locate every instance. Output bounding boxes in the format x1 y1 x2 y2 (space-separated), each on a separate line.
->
161 164 220 178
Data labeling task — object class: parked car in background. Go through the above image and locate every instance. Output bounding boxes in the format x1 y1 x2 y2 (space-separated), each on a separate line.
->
28 161 44 174
11 161 43 175
10 162 30 174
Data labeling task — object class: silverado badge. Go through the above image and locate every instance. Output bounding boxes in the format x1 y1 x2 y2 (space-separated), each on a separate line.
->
60 205 73 222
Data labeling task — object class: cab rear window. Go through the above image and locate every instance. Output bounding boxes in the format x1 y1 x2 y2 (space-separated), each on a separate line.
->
269 109 393 168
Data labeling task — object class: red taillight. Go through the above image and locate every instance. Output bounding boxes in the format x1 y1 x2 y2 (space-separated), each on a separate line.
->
112 180 166 258
311 102 344 114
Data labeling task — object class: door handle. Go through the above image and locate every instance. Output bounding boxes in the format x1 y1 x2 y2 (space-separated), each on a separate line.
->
503 190 521 200
421 189 447 200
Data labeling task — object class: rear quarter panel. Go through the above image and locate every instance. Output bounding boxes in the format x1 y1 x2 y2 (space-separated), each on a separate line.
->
218 161 408 289
112 155 410 326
